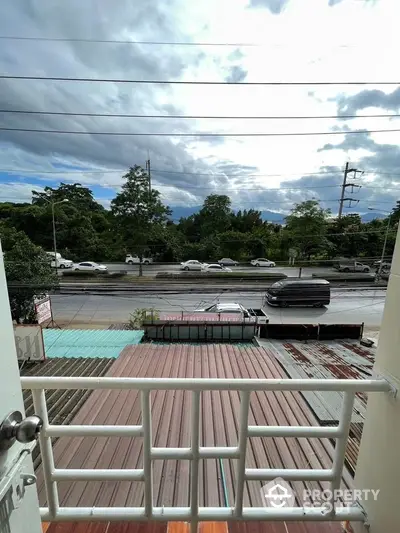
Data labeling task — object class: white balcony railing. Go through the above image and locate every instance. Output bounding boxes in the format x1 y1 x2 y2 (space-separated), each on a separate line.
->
21 376 392 531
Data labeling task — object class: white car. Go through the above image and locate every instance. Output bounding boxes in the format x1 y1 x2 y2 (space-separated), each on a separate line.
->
203 264 232 273
251 258 276 267
125 254 153 265
73 261 108 272
180 260 206 271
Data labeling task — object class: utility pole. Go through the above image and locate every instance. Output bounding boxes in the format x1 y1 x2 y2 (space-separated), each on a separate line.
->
338 162 363 219
146 157 151 194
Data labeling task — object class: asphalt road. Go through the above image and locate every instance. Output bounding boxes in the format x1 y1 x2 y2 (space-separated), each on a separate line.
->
103 263 335 278
51 289 386 327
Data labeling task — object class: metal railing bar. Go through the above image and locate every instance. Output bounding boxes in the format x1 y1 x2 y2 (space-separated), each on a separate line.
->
46 425 143 437
200 446 239 458
329 391 356 516
141 390 153 518
234 391 250 517
247 425 342 438
52 468 145 482
39 505 365 522
190 390 200 533
245 468 334 481
32 389 59 519
151 447 192 459
150 446 239 460
21 376 391 392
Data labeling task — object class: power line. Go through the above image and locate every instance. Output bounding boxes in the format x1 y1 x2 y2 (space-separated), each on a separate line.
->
0 36 357 48
0 168 343 176
2 126 400 137
156 183 400 192
0 166 399 180
1 109 400 120
1 75 400 86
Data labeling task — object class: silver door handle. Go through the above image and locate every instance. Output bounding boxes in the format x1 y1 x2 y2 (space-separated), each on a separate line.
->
0 411 43 451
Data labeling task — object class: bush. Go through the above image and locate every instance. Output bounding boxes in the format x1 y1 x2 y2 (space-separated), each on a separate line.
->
128 308 160 329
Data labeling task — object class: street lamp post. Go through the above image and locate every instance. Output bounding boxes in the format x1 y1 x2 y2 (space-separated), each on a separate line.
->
43 197 68 267
368 207 392 281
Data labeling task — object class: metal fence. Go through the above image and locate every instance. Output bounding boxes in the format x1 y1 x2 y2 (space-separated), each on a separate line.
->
21 376 391 531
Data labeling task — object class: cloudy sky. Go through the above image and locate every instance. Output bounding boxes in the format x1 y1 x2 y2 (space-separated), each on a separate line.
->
0 0 399 217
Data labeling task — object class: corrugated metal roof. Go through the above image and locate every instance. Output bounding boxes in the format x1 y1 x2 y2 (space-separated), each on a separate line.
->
264 339 374 368
20 357 114 470
43 329 144 358
35 344 354 518
258 339 372 425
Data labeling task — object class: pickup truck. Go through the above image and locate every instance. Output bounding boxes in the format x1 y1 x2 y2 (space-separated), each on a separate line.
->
333 261 370 273
125 254 153 265
196 302 269 324
46 251 73 269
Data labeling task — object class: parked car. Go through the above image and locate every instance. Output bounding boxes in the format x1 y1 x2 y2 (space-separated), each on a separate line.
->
373 260 391 269
125 254 153 265
334 261 370 273
218 258 238 266
251 258 276 267
203 264 232 272
73 262 108 272
180 260 206 271
264 279 331 308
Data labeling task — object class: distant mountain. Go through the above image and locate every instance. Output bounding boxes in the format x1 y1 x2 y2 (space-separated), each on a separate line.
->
171 206 286 224
360 211 387 222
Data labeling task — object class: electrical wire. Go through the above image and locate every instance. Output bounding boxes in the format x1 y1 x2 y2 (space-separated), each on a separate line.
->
0 36 359 48
0 168 345 177
2 109 400 120
0 167 398 178
2 126 400 137
1 75 399 85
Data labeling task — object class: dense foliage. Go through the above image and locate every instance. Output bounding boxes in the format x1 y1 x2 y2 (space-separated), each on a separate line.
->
0 166 397 266
0 223 58 323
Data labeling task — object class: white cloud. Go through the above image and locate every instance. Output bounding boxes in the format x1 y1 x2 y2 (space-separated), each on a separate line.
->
0 0 399 214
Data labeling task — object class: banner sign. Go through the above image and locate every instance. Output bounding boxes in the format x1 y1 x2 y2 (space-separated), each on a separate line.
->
14 325 45 361
35 296 52 324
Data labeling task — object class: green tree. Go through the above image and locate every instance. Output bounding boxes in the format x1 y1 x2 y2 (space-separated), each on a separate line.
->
111 166 171 274
1 224 58 323
284 200 331 259
198 195 232 237
231 209 264 233
32 183 105 212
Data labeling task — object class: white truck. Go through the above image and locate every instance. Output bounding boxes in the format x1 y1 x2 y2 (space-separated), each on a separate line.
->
196 302 269 324
333 261 370 273
46 251 73 269
125 254 153 265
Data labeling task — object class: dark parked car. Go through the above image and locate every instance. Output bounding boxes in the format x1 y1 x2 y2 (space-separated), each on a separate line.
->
218 258 239 266
264 278 330 308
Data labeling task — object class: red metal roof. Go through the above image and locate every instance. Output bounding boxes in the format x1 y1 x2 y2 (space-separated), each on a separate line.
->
35 344 354 519
20 357 113 471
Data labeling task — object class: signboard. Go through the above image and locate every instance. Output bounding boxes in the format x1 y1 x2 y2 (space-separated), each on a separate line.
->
34 296 52 324
159 312 245 323
14 325 45 361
